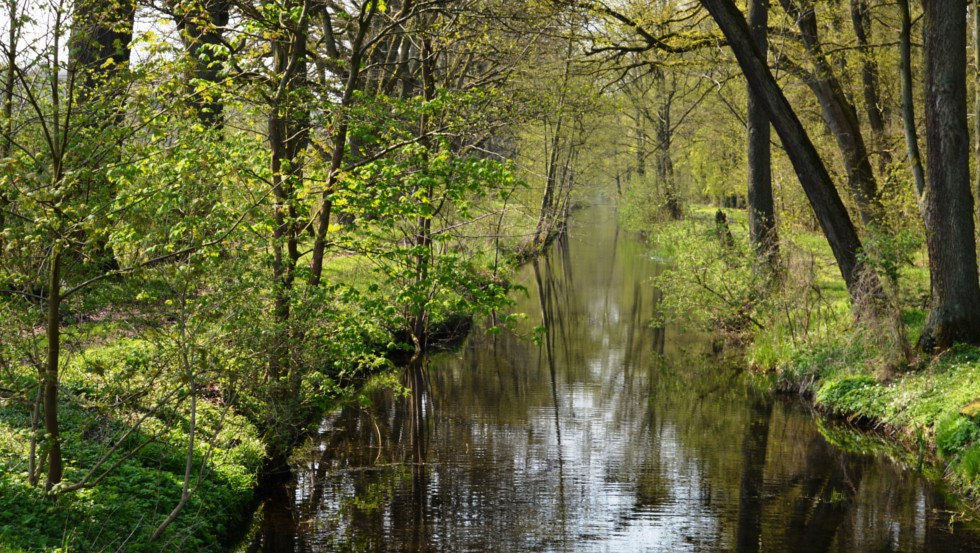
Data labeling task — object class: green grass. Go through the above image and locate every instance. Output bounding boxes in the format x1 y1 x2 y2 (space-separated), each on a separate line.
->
0 336 265 552
638 204 980 499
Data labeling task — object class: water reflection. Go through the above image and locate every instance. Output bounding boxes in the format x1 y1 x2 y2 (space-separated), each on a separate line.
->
237 206 980 552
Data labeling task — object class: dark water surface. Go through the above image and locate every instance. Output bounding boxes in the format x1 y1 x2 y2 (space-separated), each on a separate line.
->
235 206 980 552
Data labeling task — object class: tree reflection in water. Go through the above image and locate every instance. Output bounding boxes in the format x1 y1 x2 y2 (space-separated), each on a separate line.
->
236 206 980 553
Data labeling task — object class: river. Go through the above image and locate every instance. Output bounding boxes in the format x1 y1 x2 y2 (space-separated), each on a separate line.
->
234 205 980 552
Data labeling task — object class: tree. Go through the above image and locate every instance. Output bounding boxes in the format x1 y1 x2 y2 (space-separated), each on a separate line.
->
898 0 926 204
700 0 884 307
917 0 980 351
746 0 778 271
775 0 882 227
170 0 230 129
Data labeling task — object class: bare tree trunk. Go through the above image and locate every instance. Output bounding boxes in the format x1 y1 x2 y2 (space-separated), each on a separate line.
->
899 0 926 204
918 0 980 351
778 0 882 227
655 71 681 220
535 36 575 246
43 249 62 492
700 0 885 307
309 0 382 286
851 0 891 173
975 0 980 219
747 0 778 270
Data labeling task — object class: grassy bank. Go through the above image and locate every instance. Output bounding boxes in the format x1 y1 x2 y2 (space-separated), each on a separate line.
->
0 333 265 552
0 233 523 552
639 206 980 501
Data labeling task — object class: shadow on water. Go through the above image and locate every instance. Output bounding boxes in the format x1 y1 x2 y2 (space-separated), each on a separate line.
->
234 205 980 553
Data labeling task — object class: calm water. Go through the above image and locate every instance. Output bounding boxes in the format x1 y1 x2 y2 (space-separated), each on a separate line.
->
235 205 980 552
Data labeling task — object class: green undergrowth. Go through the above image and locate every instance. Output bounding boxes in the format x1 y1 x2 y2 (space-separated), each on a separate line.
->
810 346 980 494
0 239 516 551
0 337 265 552
636 205 980 502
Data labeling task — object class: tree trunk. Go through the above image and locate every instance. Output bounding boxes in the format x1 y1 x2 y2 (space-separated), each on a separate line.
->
778 0 882 227
899 0 926 204
701 0 884 307
68 0 135 272
309 0 380 286
43 248 62 492
918 0 980 351
69 0 135 92
652 70 681 220
747 0 778 270
173 0 229 129
851 0 891 174
267 11 308 378
975 0 980 219
1 0 16 231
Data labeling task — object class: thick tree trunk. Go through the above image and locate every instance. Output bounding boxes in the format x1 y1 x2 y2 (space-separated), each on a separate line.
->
975 0 980 219
701 0 884 307
918 0 980 351
778 0 882 227
173 0 229 129
68 0 135 272
69 0 135 91
899 0 926 203
747 0 778 270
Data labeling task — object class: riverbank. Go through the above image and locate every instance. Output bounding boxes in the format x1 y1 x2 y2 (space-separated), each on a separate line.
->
0 328 266 551
0 223 547 552
639 206 980 505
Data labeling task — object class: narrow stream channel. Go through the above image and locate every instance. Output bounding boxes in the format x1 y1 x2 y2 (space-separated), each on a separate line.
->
235 205 980 552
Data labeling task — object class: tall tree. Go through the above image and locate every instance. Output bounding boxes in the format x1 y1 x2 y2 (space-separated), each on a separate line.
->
746 0 778 270
850 0 890 173
776 0 882 227
171 0 230 128
918 0 980 351
700 0 884 307
898 0 926 204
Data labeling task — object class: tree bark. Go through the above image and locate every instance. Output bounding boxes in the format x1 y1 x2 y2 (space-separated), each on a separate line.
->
899 0 926 204
267 7 309 378
69 0 135 97
851 0 891 173
68 0 135 272
975 0 980 219
1 0 16 231
309 0 381 286
747 0 778 270
701 0 884 306
43 249 62 492
918 0 980 351
778 0 882 227
655 71 681 219
172 0 229 129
